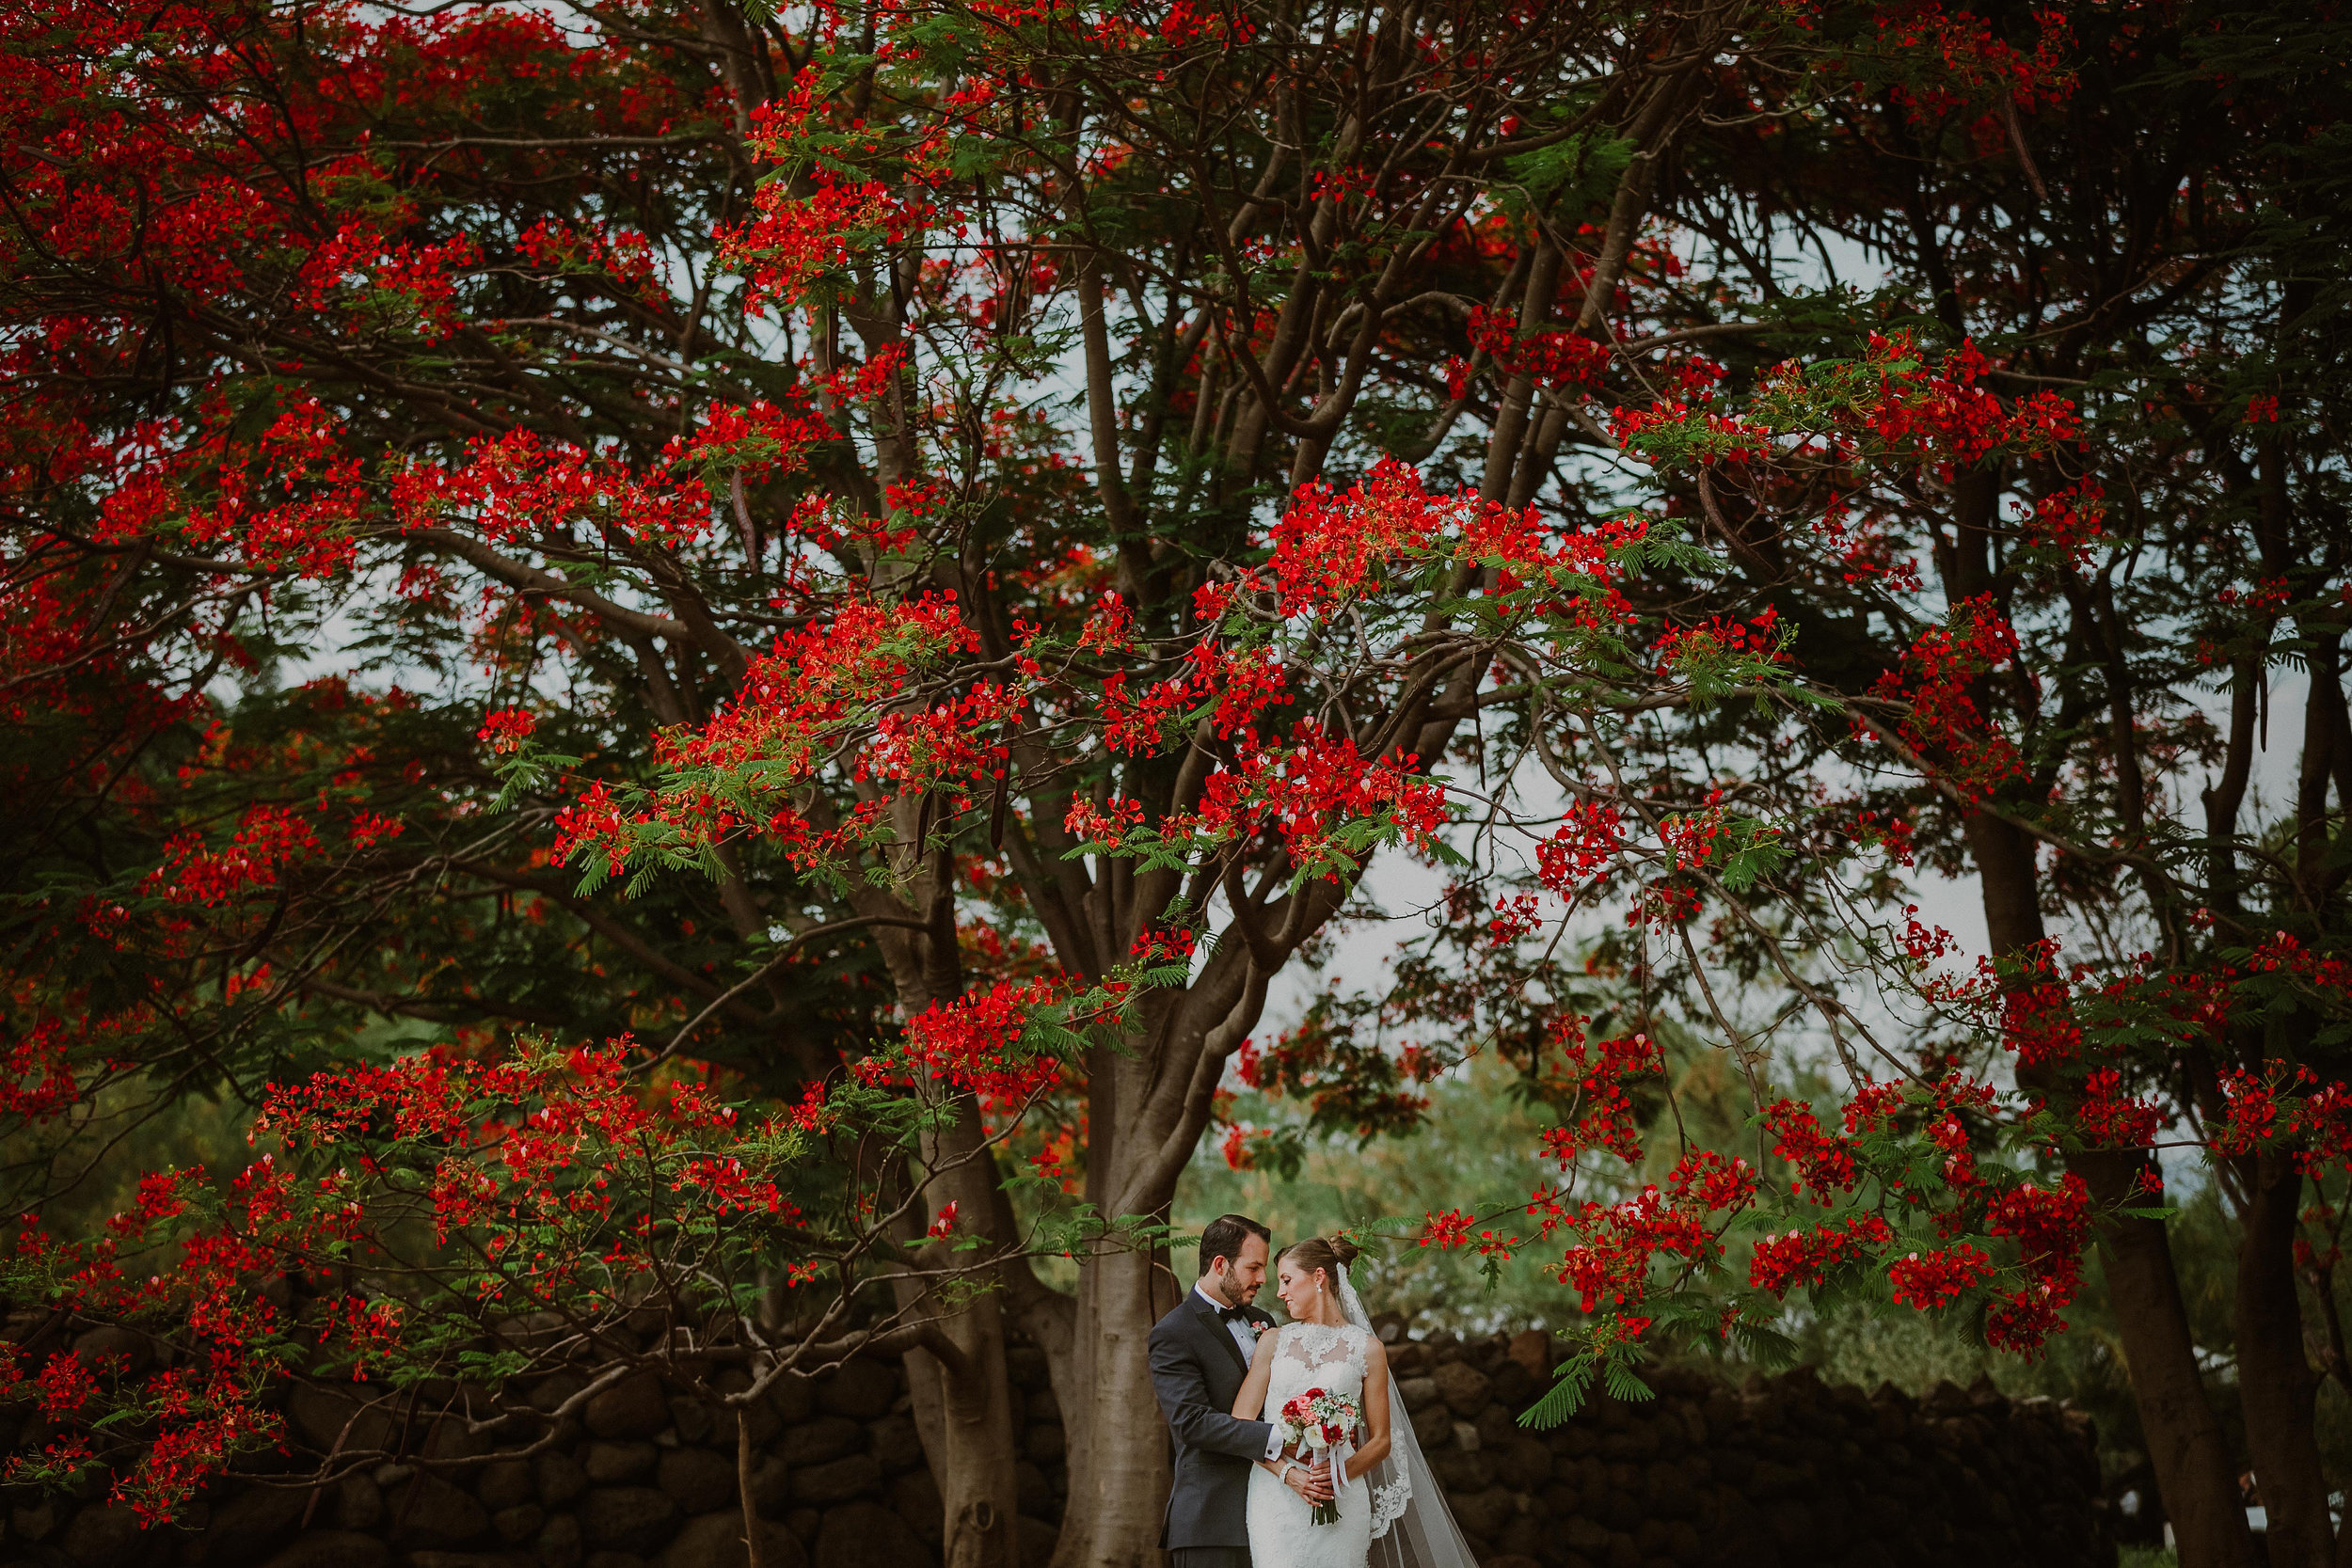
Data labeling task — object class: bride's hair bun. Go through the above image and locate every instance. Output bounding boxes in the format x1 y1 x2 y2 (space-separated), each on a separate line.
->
1277 1232 1360 1279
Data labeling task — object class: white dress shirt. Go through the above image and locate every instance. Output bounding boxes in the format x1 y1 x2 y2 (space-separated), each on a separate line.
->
1194 1283 1286 1462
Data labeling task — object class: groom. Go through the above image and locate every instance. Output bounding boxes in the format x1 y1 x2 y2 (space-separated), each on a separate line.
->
1150 1212 1332 1568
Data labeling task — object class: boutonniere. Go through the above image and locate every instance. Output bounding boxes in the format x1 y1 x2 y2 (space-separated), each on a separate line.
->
1239 1317 1268 1341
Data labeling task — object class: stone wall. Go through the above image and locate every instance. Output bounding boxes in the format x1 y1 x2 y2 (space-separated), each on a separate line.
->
5 1344 1069 1568
5 1331 2110 1568
1391 1327 2114 1568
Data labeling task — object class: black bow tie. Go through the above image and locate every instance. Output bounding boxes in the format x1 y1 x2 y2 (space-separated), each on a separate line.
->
1216 1303 1252 1323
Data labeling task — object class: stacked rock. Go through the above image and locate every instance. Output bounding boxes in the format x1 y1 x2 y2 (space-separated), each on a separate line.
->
1387 1329 2112 1568
2 1342 1071 1568
3 1327 2109 1568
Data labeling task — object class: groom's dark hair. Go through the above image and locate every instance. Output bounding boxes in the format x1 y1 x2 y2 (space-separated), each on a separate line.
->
1198 1213 1270 1276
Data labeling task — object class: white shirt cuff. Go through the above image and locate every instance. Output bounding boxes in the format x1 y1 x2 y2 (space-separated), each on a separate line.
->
1263 1426 1284 1462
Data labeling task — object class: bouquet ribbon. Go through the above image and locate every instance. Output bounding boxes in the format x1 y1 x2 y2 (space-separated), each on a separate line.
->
1296 1429 1355 1525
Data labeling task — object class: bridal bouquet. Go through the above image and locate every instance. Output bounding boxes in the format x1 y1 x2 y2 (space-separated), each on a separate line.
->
1278 1386 1361 1527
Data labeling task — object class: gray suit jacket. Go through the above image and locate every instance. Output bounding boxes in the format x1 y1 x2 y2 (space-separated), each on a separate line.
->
1150 1291 1277 1550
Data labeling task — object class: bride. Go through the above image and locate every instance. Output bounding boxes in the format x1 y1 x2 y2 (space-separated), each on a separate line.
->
1230 1234 1481 1568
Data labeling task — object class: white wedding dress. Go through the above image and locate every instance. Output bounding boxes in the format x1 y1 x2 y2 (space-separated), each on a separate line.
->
1242 1264 1481 1568
1246 1321 1380 1568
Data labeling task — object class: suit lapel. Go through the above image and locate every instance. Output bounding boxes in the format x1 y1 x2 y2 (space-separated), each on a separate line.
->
1193 1291 1251 1379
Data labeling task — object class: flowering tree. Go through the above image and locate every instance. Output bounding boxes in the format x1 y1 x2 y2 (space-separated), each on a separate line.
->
4 1037 1062 1568
1573 8 2352 1563
1353 7 2352 1566
0 0 1764 1558
7 0 2352 1565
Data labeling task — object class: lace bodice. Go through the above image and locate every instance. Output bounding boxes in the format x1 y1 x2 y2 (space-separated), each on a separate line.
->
1269 1320 1370 1399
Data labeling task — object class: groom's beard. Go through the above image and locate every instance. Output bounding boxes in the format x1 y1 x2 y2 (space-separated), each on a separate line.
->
1206 1273 1252 1308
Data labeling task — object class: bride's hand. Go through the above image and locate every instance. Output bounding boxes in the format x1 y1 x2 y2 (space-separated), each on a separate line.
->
1282 1457 1333 1504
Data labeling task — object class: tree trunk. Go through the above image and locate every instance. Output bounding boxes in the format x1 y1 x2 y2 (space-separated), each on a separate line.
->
1048 1006 1179 1568
1964 810 2256 1568
2241 532 2343 1568
2236 1153 2330 1568
904 1293 1022 1568
2089 1163 2260 1568
1045 982 1259 1568
1050 1242 1177 1568
895 1092 1024 1568
738 1392 767 1568
1936 454 2250 1562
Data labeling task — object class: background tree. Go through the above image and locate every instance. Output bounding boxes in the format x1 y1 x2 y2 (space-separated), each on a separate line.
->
1574 7 2352 1564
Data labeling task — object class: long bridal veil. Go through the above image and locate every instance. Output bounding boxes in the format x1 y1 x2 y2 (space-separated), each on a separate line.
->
1336 1261 1483 1568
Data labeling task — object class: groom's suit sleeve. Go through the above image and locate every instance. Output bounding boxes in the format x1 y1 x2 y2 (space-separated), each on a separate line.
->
1149 1318 1276 1461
